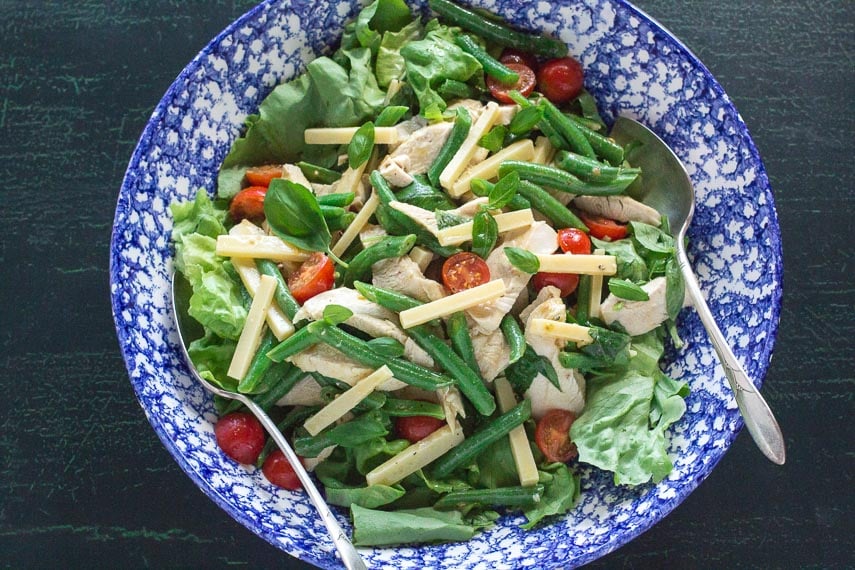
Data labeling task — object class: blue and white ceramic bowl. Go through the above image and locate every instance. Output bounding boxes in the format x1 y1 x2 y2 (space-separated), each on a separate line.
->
110 0 782 567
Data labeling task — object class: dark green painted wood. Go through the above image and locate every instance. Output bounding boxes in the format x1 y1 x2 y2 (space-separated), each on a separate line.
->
0 0 851 568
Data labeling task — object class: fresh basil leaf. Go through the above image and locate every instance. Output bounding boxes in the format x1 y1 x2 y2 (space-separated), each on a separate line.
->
436 209 469 230
505 344 560 392
591 236 648 282
349 121 375 169
397 175 456 211
422 102 445 122
487 171 520 210
608 278 650 301
508 106 544 135
630 221 675 255
375 105 409 126
572 90 607 130
582 326 632 367
471 210 498 259
323 304 354 325
478 125 507 152
264 179 331 254
504 247 540 274
664 256 685 320
366 336 406 359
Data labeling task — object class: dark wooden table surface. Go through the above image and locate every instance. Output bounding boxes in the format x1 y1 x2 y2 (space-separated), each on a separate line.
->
2 0 852 568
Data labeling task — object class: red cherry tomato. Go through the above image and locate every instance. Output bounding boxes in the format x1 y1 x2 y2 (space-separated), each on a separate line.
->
487 63 536 104
214 412 266 465
537 57 585 104
578 212 629 240
245 164 283 187
287 252 335 304
534 409 578 463
261 450 303 491
557 228 592 254
441 252 491 294
229 186 267 223
395 415 445 444
532 272 580 297
499 48 538 71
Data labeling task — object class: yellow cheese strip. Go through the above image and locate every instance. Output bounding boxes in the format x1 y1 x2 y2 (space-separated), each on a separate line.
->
216 235 309 262
303 366 394 436
227 275 277 380
399 279 506 329
436 208 535 246
494 378 539 487
331 190 378 257
588 248 605 320
451 139 535 196
229 222 295 340
409 246 434 273
529 318 594 345
304 126 400 145
440 102 500 196
535 254 617 275
531 136 556 165
366 424 464 487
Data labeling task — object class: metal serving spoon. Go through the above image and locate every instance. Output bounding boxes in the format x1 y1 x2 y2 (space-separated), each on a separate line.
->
610 116 786 465
170 274 368 570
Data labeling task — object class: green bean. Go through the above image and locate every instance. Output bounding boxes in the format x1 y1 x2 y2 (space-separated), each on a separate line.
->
568 115 625 165
447 312 480 376
297 161 342 184
326 212 356 232
429 0 567 58
508 91 569 151
554 150 640 183
256 259 300 320
454 33 519 85
499 161 632 197
470 178 530 211
317 192 355 208
223 260 252 309
312 322 454 391
319 381 387 414
506 194 532 211
341 234 416 286
539 99 597 159
434 485 545 509
353 281 422 312
382 398 446 419
266 321 323 362
515 180 587 231
221 362 305 415
500 314 526 364
575 275 592 325
437 78 478 100
428 107 472 187
432 400 532 478
237 330 278 393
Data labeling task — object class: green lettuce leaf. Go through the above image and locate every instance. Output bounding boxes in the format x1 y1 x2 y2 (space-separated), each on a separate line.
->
521 462 581 530
351 505 492 546
341 0 413 54
322 480 405 509
187 332 238 392
591 236 648 283
377 19 422 87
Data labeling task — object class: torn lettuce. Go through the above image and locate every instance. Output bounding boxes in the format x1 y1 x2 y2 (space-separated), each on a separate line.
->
351 505 495 546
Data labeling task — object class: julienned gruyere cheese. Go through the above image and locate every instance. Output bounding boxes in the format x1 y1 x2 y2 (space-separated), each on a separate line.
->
331 191 379 257
227 274 277 380
398 279 506 329
304 126 400 145
531 136 556 165
437 209 535 246
303 366 393 436
535 254 617 275
528 318 594 345
215 235 309 262
440 102 501 196
365 424 465 487
494 377 539 487
409 246 434 273
451 138 535 196
588 248 605 319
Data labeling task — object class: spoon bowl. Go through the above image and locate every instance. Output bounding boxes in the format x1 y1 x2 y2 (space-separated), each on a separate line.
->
610 116 786 465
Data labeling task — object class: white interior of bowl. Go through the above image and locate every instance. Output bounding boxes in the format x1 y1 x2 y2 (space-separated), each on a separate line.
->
110 1 782 568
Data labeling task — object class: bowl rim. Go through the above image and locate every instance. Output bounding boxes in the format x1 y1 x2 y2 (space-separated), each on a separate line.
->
109 0 783 567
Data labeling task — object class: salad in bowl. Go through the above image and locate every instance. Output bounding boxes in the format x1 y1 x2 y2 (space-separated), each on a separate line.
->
112 0 782 567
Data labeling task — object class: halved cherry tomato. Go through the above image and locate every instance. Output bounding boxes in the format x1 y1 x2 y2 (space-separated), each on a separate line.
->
532 272 580 297
287 252 335 304
395 415 445 444
557 227 592 255
499 48 538 71
229 186 268 223
245 164 283 187
487 63 536 104
214 412 266 465
261 450 303 490
534 409 578 463
441 252 490 294
537 57 584 104
578 212 629 240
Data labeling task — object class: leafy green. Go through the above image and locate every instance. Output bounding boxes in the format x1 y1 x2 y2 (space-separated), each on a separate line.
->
348 122 375 168
187 332 238 391
487 171 519 210
351 505 493 546
471 210 497 259
665 256 685 320
263 179 335 257
396 175 456 211
478 125 507 152
475 436 523 489
591 236 648 283
504 247 540 274
322 304 354 325
341 0 413 55
508 105 544 135
376 19 423 87
608 278 650 301
323 481 405 509
520 463 581 529
505 343 560 392
294 411 390 457
365 337 406 359
353 437 410 475
375 105 409 126
435 209 469 230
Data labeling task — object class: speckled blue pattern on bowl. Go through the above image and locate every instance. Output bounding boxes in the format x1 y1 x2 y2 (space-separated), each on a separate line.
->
109 1 783 568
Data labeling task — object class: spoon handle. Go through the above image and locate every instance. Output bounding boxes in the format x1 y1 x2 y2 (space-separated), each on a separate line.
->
242 398 368 570
677 246 786 465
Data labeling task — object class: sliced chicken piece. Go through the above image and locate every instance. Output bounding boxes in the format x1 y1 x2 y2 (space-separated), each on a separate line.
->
359 223 388 247
467 221 558 333
379 121 455 187
470 326 511 382
391 116 429 150
520 285 563 323
447 98 484 121
372 256 446 302
277 375 324 406
436 386 466 432
288 344 373 386
573 195 662 226
389 197 489 236
520 286 585 419
600 276 669 335
281 163 314 189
